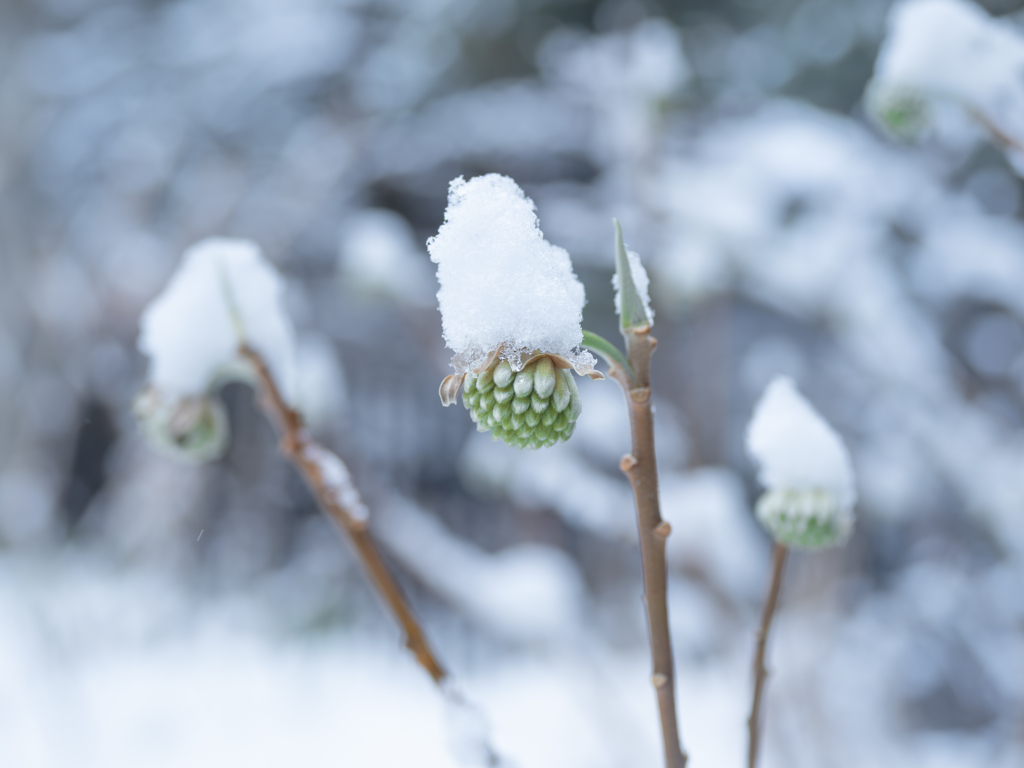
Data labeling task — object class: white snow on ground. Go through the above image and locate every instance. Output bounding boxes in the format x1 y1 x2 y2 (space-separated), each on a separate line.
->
2 549 1017 768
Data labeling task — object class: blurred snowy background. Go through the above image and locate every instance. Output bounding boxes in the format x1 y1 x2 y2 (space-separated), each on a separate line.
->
1 0 1023 765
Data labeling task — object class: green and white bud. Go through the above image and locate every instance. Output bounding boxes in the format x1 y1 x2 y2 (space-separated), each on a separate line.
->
133 388 229 464
746 377 857 551
755 488 852 550
866 82 931 142
462 354 582 449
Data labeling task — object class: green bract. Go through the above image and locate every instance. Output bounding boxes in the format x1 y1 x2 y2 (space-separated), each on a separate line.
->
462 355 582 449
755 488 852 550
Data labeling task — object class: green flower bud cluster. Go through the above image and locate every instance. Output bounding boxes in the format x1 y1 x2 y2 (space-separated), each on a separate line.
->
463 355 582 449
755 487 852 550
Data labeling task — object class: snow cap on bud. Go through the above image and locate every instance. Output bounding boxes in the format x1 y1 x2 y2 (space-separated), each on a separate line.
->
136 238 297 463
133 388 229 463
138 238 297 404
427 174 595 374
746 377 856 549
430 174 602 449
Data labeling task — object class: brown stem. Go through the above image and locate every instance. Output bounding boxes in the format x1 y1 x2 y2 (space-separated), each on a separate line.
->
969 107 1024 155
607 326 687 768
239 345 447 685
748 543 789 768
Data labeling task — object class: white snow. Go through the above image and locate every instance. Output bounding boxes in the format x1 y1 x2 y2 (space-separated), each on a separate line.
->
869 0 1024 162
613 247 654 326
138 238 297 403
302 444 369 524
377 495 585 643
442 684 499 767
427 174 595 373
746 376 856 509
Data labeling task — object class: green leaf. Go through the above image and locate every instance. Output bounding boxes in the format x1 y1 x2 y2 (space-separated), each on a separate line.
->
613 219 651 331
582 329 634 382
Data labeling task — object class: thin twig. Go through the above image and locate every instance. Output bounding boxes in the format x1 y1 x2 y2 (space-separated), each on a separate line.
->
748 542 789 768
239 345 448 684
606 325 688 768
969 107 1024 156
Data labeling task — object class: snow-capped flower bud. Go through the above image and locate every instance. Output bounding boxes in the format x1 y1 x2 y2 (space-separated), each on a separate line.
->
430 174 602 449
746 377 856 550
133 387 229 464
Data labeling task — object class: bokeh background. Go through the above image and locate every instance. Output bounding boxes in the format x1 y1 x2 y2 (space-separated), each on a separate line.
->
1 0 1023 765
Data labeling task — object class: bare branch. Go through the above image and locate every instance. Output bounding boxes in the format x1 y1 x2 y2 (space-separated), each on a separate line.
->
239 345 448 685
748 543 789 768
607 325 688 768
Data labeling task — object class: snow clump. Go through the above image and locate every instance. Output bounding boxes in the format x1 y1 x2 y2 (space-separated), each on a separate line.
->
746 376 856 549
427 174 595 374
136 238 297 462
139 238 297 403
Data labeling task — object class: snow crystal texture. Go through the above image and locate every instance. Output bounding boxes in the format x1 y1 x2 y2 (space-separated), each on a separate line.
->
428 174 590 372
139 238 297 403
746 377 855 508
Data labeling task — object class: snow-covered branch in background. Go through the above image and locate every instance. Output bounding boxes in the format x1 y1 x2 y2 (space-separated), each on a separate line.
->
430 174 601 449
746 376 856 550
867 0 1024 171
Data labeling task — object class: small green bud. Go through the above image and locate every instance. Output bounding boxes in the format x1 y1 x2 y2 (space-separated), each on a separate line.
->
513 362 535 397
493 360 515 389
533 357 556 399
494 386 514 404
477 368 495 392
512 396 531 415
552 369 571 413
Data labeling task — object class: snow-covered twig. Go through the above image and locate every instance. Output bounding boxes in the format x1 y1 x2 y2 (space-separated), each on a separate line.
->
238 345 448 684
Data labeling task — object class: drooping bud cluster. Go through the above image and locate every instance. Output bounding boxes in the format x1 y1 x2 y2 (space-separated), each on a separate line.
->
755 488 853 550
463 355 581 449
